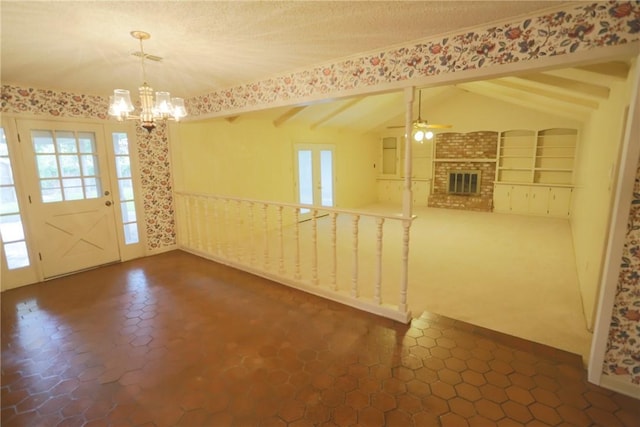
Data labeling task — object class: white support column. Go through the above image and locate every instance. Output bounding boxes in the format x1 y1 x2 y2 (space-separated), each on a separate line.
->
374 217 385 305
403 86 415 219
351 214 360 298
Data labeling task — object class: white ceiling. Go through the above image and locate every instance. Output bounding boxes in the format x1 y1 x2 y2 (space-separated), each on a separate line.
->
1 1 565 98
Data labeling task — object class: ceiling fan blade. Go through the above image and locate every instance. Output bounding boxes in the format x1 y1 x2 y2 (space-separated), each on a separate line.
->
425 124 453 129
387 125 405 129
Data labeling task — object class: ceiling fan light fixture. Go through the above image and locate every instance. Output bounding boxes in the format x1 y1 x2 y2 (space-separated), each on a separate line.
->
108 31 187 133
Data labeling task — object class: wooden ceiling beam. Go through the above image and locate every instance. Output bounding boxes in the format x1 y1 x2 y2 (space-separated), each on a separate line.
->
310 97 363 130
575 61 630 80
490 79 600 109
515 74 610 99
273 106 306 127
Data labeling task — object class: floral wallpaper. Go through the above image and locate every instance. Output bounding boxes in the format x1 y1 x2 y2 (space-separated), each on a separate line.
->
186 1 640 117
0 85 176 251
1 0 639 390
604 159 640 385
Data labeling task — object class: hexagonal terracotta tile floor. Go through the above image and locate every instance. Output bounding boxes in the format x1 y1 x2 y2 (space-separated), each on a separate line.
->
1 251 638 426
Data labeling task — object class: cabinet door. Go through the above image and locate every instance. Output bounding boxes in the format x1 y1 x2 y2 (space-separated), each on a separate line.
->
529 187 550 215
510 185 530 213
548 187 572 217
493 184 512 212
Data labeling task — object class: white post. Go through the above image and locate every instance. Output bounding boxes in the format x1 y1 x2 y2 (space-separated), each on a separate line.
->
399 218 412 314
403 86 415 219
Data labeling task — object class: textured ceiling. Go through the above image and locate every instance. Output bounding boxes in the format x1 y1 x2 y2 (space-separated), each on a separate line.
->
1 1 565 98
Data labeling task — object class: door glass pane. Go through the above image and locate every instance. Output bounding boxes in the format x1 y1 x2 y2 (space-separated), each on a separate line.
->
115 157 131 178
297 150 313 206
118 179 134 200
0 187 18 214
40 179 63 202
32 130 55 153
121 201 137 222
1 127 31 270
4 241 30 269
123 223 139 245
320 150 333 207
36 155 59 178
81 155 97 176
0 214 25 241
78 133 96 153
59 155 81 177
55 131 77 153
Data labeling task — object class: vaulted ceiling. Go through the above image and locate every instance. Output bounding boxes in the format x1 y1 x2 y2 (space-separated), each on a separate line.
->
216 60 634 133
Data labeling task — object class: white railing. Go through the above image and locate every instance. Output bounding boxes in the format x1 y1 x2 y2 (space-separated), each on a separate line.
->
174 191 414 323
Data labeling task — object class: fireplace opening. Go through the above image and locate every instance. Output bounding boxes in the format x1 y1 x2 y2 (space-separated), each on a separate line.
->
448 171 480 195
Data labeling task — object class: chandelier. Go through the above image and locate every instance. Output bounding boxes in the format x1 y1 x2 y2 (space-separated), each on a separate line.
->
108 31 187 133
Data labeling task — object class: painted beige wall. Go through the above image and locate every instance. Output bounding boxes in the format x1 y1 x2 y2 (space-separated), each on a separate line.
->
171 118 378 209
571 64 637 330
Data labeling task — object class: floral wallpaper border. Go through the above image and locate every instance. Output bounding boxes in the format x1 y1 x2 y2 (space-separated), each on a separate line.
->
186 1 640 117
604 159 640 385
1 0 639 388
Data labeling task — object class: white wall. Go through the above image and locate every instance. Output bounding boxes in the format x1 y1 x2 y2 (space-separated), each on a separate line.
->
171 118 379 209
571 63 638 330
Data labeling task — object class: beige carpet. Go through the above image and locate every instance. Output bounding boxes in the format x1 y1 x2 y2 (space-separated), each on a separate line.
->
362 204 592 361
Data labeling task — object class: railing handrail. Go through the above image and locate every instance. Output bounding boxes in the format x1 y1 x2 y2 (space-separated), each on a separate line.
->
175 190 416 221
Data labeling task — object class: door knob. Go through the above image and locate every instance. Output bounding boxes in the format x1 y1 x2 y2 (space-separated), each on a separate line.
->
105 201 112 207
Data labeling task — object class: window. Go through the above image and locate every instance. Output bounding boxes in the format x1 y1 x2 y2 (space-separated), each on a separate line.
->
0 128 30 269
32 129 101 203
112 132 139 245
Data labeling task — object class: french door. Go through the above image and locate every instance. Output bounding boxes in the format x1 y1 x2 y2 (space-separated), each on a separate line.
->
295 144 335 216
17 120 120 278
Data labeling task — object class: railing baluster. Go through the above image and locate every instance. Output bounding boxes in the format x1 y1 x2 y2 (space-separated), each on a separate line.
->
185 195 193 248
399 219 411 313
262 203 269 270
351 214 360 298
235 200 243 263
213 198 221 256
277 205 285 275
223 199 231 259
195 197 203 251
249 202 255 266
294 208 301 280
204 198 212 254
374 217 385 305
311 209 318 285
330 212 337 291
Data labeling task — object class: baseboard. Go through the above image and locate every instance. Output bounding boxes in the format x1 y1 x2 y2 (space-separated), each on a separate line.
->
599 374 640 399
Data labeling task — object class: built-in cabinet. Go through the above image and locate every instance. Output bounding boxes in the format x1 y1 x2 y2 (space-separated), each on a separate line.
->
493 184 572 217
377 135 432 206
377 178 430 206
494 128 577 217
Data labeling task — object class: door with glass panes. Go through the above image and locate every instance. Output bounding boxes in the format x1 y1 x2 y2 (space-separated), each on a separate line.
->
295 144 334 216
18 120 120 278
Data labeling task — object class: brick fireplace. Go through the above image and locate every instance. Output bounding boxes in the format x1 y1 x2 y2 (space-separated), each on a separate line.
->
428 131 498 212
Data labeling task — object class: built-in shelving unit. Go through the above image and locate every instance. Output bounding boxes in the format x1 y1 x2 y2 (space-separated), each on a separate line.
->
494 128 578 217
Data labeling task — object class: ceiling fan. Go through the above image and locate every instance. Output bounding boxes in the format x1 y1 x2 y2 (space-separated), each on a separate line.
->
388 89 452 131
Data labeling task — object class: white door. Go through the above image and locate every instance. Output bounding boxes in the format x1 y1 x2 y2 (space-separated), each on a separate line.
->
18 120 120 278
295 144 335 215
